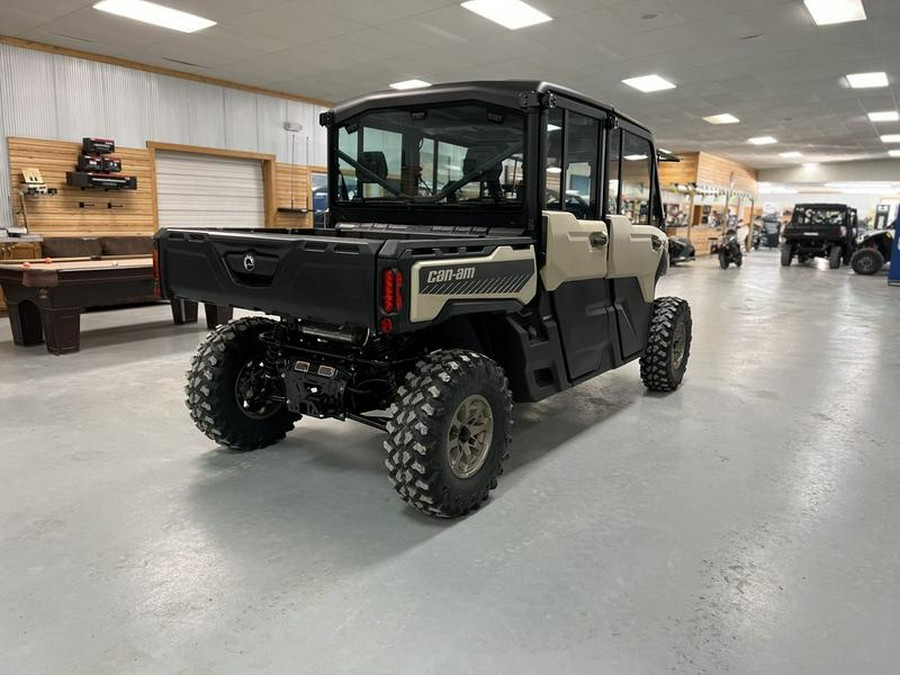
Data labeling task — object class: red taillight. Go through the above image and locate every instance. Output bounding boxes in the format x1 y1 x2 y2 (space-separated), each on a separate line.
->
380 317 393 334
382 269 395 313
381 268 404 314
152 248 161 299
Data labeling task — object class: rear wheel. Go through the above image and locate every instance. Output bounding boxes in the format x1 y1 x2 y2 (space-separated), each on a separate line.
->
640 296 692 392
828 245 842 269
734 249 743 267
851 248 884 275
781 245 793 266
185 317 297 450
384 350 512 518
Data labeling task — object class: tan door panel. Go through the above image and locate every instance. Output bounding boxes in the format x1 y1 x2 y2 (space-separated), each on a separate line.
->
540 210 609 291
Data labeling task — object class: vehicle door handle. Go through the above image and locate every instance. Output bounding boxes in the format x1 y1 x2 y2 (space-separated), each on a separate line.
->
590 232 608 248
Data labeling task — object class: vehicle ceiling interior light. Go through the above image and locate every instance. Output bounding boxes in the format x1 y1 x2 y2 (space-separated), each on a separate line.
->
460 0 552 30
703 113 740 125
868 111 899 122
846 72 889 88
93 0 216 33
748 136 777 145
621 75 676 93
389 79 432 90
803 0 867 26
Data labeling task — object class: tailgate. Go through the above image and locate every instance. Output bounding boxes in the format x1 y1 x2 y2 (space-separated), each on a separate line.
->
155 228 383 328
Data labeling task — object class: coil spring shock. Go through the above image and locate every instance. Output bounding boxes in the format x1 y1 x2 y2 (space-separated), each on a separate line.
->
264 319 290 379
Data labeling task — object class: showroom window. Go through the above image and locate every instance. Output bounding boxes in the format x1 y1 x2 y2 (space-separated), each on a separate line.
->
620 131 653 225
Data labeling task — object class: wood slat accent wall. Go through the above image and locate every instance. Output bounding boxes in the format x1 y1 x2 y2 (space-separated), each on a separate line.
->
659 152 700 187
696 153 757 193
8 137 154 236
274 163 326 228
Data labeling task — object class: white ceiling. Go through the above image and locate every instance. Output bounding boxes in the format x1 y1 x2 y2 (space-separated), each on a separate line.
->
3 0 900 169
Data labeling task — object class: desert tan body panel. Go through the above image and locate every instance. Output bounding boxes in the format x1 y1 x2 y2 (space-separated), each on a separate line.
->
541 211 665 302
409 245 537 323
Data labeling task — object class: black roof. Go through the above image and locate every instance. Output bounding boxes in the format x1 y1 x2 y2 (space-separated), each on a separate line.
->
325 80 651 135
794 203 854 210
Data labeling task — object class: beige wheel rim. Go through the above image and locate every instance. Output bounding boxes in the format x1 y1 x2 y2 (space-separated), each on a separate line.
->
447 394 494 479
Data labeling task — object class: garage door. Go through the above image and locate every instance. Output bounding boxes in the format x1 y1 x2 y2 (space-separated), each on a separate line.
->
155 151 265 228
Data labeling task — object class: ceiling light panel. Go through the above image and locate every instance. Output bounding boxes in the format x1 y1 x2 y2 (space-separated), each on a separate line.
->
890 150 900 158
460 0 552 30
622 75 676 93
748 136 777 145
881 134 900 143
846 72 889 88
868 111 899 122
703 113 740 125
389 79 431 90
803 0 866 26
779 151 803 158
93 0 216 33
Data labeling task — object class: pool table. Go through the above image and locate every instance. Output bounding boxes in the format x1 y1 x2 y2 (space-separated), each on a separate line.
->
0 256 233 354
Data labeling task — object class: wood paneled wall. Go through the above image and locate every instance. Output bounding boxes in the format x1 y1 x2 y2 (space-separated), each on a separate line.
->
697 153 757 193
8 137 154 236
659 152 700 187
8 137 322 234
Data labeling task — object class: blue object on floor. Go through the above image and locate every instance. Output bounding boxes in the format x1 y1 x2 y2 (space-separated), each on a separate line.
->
890 214 900 286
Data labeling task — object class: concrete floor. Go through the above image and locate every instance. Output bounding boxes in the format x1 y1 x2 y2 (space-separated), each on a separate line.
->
1 249 898 674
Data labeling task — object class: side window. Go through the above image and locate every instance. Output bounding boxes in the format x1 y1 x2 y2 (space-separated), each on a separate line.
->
544 108 564 209
564 112 600 219
620 131 653 225
606 129 621 214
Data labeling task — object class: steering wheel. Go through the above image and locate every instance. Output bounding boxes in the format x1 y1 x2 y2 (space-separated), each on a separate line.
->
546 192 591 220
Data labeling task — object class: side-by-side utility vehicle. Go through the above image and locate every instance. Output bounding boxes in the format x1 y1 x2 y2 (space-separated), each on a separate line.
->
781 203 858 269
155 81 692 518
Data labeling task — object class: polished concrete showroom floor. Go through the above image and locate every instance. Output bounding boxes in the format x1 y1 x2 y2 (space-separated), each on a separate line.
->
1 250 897 674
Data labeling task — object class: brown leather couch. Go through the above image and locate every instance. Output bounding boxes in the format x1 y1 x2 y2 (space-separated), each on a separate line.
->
41 235 154 259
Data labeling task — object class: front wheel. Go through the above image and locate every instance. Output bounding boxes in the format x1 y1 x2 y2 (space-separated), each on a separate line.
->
640 296 692 392
185 317 297 450
851 248 885 275
384 350 512 518
828 245 842 269
718 250 729 269
781 245 793 266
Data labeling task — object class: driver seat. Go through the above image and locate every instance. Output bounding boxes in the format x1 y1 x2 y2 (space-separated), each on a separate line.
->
463 147 503 202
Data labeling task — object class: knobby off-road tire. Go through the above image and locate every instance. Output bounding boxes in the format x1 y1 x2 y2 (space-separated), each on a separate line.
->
828 245 842 269
781 245 793 267
640 296 692 392
851 248 884 275
384 350 513 518
185 317 296 451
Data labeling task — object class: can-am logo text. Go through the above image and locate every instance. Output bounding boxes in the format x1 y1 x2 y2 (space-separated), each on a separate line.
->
427 267 476 284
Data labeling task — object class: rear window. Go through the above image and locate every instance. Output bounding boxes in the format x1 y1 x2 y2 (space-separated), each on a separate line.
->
792 208 846 226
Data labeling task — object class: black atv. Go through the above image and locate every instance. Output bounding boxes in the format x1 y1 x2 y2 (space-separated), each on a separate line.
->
668 235 695 265
781 203 858 269
851 227 894 275
718 229 743 269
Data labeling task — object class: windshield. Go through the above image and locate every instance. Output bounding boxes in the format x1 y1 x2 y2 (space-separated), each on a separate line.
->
792 208 846 226
334 103 525 206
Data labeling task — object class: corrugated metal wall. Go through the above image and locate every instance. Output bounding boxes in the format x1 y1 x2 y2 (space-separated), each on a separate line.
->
0 43 328 229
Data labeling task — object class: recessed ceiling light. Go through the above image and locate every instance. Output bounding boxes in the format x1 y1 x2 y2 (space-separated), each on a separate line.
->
868 111 899 122
703 113 740 125
546 167 562 174
460 0 552 30
846 72 889 88
890 150 900 158
881 134 900 143
622 75 676 93
803 0 866 26
93 0 216 33
389 79 432 90
803 162 820 170
623 154 649 161
748 136 777 145
779 151 804 158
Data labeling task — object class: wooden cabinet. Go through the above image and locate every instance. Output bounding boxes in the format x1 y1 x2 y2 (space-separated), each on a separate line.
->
0 241 42 312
